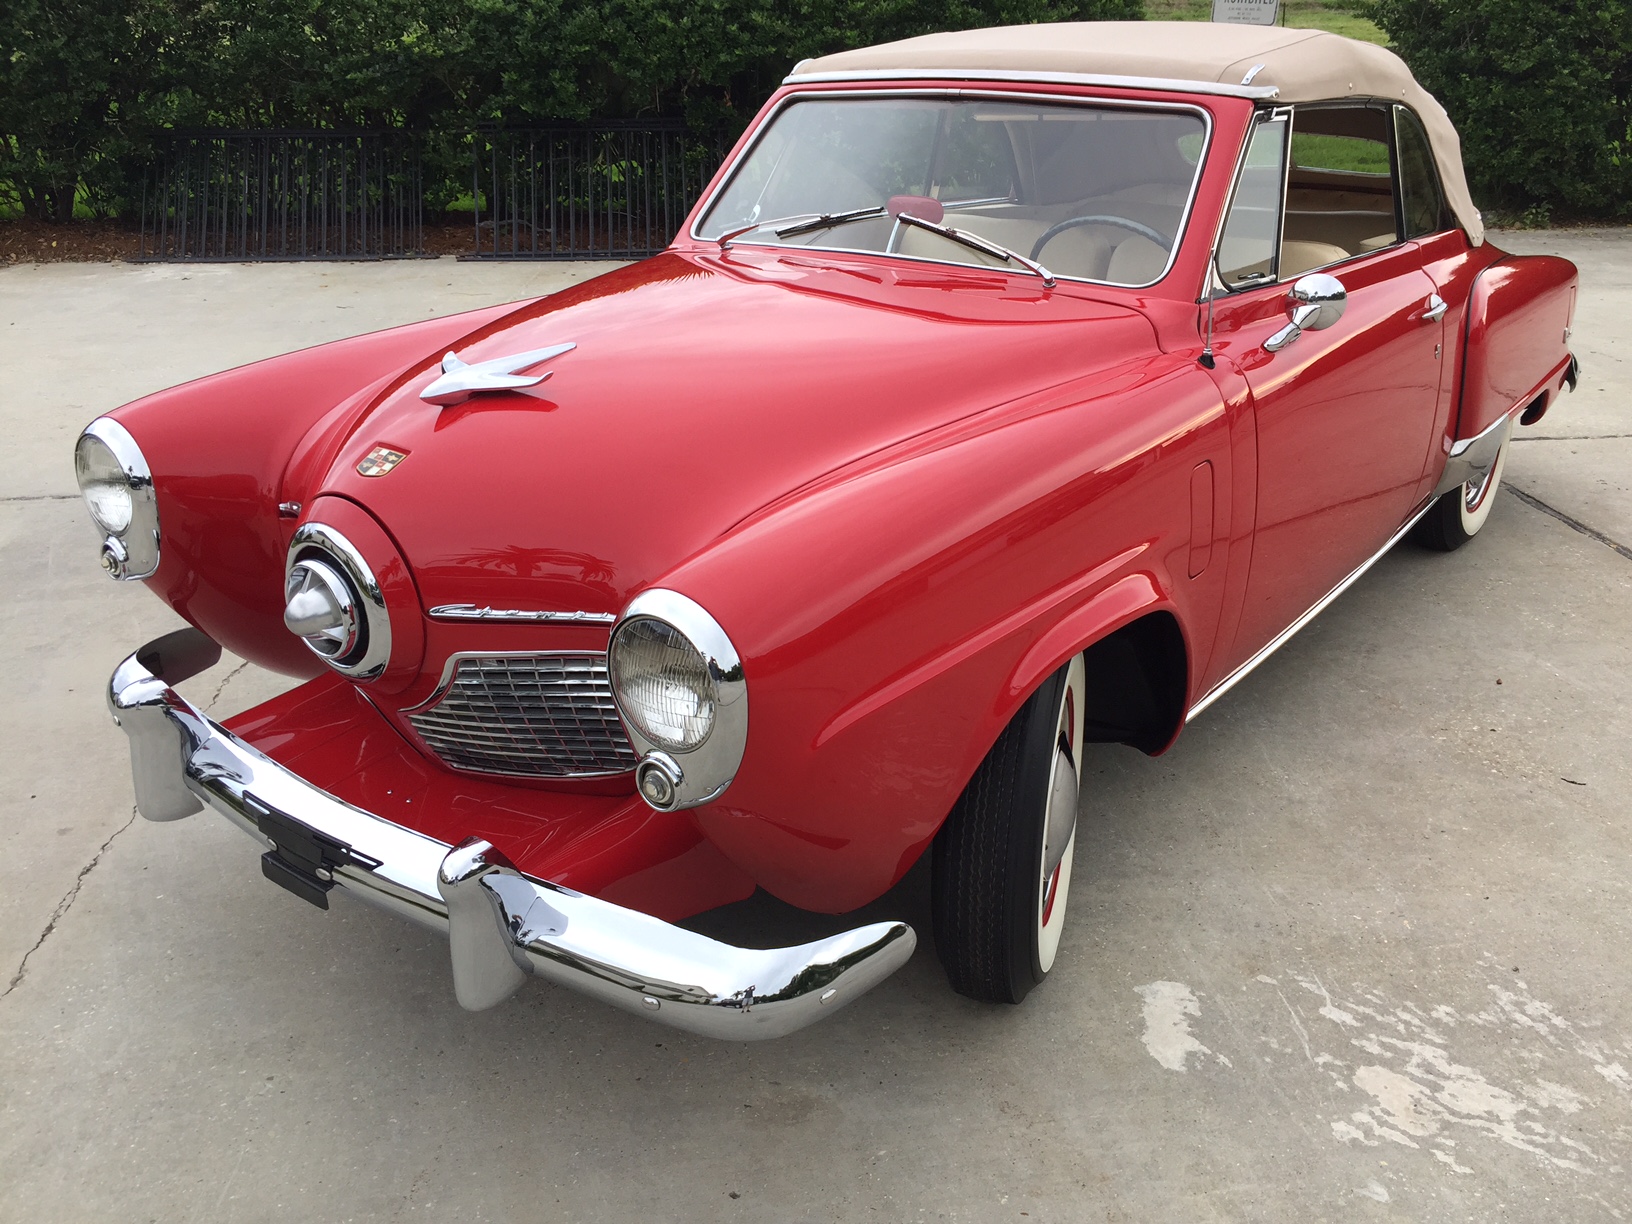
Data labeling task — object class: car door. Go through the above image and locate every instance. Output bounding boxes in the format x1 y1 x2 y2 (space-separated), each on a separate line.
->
1206 104 1446 670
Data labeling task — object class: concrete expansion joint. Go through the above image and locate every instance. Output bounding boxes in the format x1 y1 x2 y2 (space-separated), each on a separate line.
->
207 660 249 711
1505 485 1632 562
1 493 79 503
1513 433 1632 441
1 807 137 1001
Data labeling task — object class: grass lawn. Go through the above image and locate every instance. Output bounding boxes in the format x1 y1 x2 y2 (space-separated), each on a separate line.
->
1143 0 1388 45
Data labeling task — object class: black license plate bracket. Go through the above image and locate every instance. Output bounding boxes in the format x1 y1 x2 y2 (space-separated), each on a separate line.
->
246 792 382 910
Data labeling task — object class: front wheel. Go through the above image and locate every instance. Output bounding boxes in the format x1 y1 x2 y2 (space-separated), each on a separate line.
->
1412 441 1508 552
932 654 1086 1003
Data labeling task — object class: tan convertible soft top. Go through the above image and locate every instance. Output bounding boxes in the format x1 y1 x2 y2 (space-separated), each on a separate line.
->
792 22 1482 244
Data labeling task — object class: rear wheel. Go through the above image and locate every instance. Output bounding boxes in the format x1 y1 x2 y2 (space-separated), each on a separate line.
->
1413 441 1508 552
932 654 1086 1003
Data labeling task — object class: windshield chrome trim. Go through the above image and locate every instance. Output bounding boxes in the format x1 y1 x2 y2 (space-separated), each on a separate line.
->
688 88 1214 293
784 68 1280 101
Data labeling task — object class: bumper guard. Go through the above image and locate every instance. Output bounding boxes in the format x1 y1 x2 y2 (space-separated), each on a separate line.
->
108 629 915 1040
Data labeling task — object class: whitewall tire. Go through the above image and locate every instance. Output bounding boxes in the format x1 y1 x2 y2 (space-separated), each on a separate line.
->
932 654 1086 1003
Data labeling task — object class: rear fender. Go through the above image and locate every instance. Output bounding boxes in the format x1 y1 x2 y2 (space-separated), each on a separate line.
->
1458 255 1578 440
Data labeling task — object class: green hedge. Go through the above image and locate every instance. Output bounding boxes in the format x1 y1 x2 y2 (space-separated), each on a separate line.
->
0 0 1141 222
1369 0 1632 219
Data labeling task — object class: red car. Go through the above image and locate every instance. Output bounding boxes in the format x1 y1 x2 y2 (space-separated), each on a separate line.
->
81 23 1578 1038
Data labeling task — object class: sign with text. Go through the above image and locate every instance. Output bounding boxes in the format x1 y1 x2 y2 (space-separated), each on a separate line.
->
1211 0 1280 25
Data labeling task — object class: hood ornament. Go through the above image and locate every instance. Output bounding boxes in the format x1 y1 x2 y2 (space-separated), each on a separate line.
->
420 342 576 406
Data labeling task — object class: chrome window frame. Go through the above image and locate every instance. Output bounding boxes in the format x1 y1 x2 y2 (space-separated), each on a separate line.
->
1392 102 1454 241
784 68 1280 102
1209 104 1293 293
1215 100 1431 292
688 87 1216 292
1286 100 1402 268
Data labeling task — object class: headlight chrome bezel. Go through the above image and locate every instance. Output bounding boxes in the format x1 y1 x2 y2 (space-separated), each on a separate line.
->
75 418 160 580
610 590 747 811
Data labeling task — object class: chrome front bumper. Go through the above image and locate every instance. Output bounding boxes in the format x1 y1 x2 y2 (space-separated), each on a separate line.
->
107 629 915 1039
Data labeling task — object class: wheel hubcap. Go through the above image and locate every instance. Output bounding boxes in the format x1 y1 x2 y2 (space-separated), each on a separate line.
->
1037 661 1084 972
1464 463 1497 513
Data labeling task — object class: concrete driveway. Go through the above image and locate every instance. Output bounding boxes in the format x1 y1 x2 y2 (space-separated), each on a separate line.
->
1 236 1628 1222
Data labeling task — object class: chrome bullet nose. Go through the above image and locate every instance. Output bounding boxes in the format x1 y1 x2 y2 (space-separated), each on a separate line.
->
284 559 360 659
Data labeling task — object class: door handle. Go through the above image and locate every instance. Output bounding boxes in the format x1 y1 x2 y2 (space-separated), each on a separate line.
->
1420 293 1448 323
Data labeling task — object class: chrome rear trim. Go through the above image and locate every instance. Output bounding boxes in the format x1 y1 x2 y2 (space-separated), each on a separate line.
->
1433 413 1514 499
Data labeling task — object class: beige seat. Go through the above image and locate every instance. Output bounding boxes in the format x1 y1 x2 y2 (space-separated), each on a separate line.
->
1106 235 1169 284
1280 239 1349 278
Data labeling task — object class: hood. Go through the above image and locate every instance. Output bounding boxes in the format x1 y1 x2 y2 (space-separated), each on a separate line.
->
314 250 1156 616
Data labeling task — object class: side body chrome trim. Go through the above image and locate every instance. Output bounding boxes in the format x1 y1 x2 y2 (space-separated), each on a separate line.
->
428 603 617 625
106 629 914 1039
1185 497 1438 722
783 67 1281 101
688 88 1214 293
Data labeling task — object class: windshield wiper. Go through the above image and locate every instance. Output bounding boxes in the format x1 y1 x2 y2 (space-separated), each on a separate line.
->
894 212 1056 288
774 206 888 238
716 206 887 248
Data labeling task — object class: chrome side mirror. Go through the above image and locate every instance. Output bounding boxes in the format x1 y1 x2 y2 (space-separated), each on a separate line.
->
1264 273 1347 352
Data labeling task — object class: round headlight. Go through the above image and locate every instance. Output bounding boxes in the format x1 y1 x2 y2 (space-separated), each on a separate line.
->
74 418 159 580
610 617 717 752
609 590 748 811
75 433 134 535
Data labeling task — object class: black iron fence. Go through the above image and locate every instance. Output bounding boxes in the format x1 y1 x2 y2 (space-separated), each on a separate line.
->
138 130 425 260
469 122 726 259
133 124 728 261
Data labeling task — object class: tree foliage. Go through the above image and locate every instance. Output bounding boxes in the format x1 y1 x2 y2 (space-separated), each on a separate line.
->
1369 0 1632 217
0 0 1140 220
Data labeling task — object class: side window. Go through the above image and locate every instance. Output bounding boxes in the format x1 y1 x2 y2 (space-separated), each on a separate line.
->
1217 113 1289 288
1282 105 1396 275
1395 105 1451 238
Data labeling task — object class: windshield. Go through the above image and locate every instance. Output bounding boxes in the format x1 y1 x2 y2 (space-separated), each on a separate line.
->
697 96 1208 286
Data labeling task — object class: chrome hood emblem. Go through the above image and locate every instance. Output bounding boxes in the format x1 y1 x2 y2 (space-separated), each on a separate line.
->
420 342 576 406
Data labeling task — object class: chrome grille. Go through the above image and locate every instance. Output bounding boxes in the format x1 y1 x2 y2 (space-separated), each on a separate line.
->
408 653 637 778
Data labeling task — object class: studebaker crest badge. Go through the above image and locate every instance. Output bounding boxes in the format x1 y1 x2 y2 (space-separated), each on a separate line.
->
419 342 576 406
357 445 408 477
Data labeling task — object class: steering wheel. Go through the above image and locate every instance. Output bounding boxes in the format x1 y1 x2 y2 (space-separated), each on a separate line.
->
1030 214 1171 261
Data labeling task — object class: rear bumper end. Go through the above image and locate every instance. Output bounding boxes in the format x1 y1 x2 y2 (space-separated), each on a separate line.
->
108 629 915 1040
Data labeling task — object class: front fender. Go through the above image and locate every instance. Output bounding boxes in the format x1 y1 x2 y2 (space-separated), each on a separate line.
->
662 354 1228 912
99 301 526 674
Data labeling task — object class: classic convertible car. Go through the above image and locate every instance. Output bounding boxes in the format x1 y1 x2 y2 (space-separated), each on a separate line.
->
81 23 1578 1038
